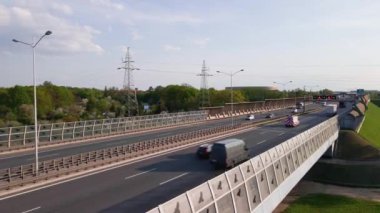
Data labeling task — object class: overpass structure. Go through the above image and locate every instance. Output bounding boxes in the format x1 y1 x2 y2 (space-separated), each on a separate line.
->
148 116 339 213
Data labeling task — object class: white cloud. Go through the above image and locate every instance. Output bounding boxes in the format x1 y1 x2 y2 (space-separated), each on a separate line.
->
51 2 73 15
163 45 181 52
1 51 13 57
89 0 124 11
193 37 210 47
131 30 142 41
0 4 10 26
1 3 103 55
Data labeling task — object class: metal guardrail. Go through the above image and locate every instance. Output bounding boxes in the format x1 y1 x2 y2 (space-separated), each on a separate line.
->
0 114 285 191
0 111 208 149
148 116 339 213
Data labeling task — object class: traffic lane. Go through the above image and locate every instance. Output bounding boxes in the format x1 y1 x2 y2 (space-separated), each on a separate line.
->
0 116 250 169
100 109 329 212
0 105 321 169
0 144 221 213
0 108 327 213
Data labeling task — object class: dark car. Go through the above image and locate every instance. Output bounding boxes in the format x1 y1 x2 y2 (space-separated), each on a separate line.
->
196 143 213 158
265 113 275 118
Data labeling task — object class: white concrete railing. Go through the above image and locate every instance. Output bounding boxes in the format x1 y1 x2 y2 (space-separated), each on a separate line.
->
148 116 339 213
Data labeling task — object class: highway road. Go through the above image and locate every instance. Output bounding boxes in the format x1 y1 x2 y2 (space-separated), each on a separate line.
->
0 105 321 170
0 105 348 213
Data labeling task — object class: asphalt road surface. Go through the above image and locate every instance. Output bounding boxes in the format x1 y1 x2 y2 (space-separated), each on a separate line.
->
0 105 350 213
0 105 321 170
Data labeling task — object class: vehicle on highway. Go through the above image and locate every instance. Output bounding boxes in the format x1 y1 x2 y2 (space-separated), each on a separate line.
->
339 101 346 108
326 104 337 117
296 102 304 109
321 101 327 106
210 138 249 169
265 113 275 118
196 143 213 159
245 114 255 120
285 115 300 127
292 108 298 113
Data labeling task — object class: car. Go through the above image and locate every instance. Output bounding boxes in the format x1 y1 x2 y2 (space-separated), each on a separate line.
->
196 143 213 158
265 113 275 118
245 114 255 120
292 108 298 113
321 101 327 106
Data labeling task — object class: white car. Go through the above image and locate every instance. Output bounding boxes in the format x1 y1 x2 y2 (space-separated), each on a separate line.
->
245 114 255 120
292 108 298 113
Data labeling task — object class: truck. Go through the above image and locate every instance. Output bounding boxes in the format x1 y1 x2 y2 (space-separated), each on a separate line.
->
326 104 337 116
285 115 300 127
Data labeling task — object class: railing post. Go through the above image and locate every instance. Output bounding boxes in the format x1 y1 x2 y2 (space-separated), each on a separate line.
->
22 126 28 146
8 127 12 148
61 122 66 141
82 121 86 138
49 123 54 142
92 121 96 136
72 121 77 139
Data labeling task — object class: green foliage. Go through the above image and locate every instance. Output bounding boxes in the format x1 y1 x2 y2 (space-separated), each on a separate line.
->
8 85 32 108
1 82 320 127
285 193 380 213
359 102 380 149
160 85 199 112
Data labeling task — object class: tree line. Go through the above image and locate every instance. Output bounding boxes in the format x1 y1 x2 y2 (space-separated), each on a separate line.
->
0 81 331 127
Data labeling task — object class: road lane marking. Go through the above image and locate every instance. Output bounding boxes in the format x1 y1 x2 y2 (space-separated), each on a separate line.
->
278 132 285 136
159 172 188 185
26 153 59 161
21 206 41 213
124 168 157 180
257 140 267 144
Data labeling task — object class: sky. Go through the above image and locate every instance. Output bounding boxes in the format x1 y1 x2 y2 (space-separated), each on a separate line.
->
1 0 380 91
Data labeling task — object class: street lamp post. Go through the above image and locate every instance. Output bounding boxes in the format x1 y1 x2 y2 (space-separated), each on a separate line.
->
273 81 292 108
216 69 244 126
12 30 52 175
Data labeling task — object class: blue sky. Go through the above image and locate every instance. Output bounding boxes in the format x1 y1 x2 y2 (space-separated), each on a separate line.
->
1 0 380 91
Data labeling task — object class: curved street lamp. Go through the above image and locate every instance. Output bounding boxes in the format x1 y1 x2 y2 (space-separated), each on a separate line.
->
216 69 244 126
12 30 52 175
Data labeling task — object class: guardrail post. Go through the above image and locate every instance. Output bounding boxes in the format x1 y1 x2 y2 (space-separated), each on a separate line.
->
82 121 87 138
61 122 66 140
72 121 77 139
8 127 12 148
23 126 27 146
100 120 105 135
92 121 96 136
49 123 54 142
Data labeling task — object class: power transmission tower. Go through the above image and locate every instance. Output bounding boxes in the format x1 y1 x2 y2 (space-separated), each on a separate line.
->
197 60 212 108
118 47 139 117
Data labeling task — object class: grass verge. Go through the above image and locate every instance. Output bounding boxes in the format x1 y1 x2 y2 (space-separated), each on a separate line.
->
284 193 380 213
359 102 380 149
